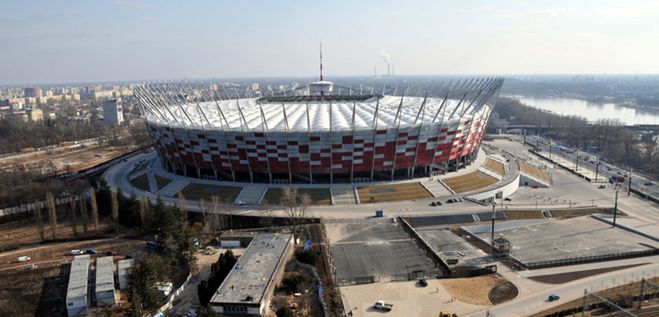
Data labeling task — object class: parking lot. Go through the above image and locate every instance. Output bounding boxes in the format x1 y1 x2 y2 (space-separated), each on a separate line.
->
468 216 659 267
326 223 436 283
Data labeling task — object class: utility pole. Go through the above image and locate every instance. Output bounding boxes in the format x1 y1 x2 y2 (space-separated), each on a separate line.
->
639 278 645 309
613 190 619 228
595 156 600 181
523 129 526 146
575 148 580 172
549 138 553 159
491 200 496 255
628 168 633 196
581 289 587 317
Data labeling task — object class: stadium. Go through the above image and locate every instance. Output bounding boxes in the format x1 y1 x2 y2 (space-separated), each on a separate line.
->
134 78 503 184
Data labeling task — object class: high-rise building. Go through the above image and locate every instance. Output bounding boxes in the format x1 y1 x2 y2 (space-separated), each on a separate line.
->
24 87 42 98
103 98 124 126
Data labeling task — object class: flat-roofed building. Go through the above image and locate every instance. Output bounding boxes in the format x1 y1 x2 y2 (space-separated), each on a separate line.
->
95 256 116 306
117 259 133 290
209 233 293 316
66 255 90 317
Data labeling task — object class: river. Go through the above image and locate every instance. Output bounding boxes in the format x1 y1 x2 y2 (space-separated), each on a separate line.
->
505 95 659 125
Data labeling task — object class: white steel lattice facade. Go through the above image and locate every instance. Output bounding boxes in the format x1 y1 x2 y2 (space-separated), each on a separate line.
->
135 78 503 183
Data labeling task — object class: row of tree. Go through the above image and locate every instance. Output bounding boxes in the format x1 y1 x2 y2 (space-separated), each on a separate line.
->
197 249 238 306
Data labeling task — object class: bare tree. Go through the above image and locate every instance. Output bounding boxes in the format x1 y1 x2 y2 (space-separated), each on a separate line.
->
178 192 188 229
69 198 78 238
33 200 45 241
280 187 311 241
110 190 119 223
79 196 89 235
46 192 57 240
88 188 99 235
138 196 149 228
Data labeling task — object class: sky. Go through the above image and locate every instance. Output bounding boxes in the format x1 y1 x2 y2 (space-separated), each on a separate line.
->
1 0 659 85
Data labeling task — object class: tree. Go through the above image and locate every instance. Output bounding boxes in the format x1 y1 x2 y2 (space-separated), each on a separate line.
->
177 192 188 230
46 192 57 240
110 190 119 223
79 196 89 235
69 198 78 238
33 200 45 241
127 255 169 316
280 187 311 241
89 187 99 235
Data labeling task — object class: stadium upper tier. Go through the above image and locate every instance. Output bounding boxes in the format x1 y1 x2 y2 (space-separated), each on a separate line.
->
141 95 486 132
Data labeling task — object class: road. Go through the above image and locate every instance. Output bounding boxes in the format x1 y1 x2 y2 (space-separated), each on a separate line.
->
526 135 659 200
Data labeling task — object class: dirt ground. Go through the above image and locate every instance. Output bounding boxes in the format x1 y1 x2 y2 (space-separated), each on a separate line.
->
439 274 507 306
340 279 487 317
0 144 138 174
0 219 114 247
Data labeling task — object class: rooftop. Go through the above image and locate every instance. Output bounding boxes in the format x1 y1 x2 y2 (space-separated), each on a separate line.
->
66 255 90 300
95 256 115 293
210 233 292 306
143 95 489 131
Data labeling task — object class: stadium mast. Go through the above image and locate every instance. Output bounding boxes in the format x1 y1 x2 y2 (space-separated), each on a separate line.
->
320 42 323 81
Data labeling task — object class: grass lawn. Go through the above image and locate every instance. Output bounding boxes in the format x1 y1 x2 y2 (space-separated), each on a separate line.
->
261 188 332 205
178 183 242 203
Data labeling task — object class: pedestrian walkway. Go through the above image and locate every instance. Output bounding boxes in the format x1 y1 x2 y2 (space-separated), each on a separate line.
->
234 185 268 205
332 185 357 205
158 179 191 197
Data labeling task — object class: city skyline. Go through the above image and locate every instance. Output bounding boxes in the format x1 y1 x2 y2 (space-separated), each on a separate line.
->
2 0 659 85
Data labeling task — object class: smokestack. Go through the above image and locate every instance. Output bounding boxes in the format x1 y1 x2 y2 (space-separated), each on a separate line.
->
380 49 391 77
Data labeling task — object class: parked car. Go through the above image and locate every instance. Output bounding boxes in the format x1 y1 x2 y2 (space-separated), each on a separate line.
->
644 182 653 186
548 294 560 302
373 300 393 311
234 200 246 205
598 185 606 189
85 248 97 254
504 198 512 202
430 201 437 207
70 249 84 255
418 279 428 287
435 201 443 206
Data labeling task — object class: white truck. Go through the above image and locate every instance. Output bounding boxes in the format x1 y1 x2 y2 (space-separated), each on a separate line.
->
17 256 31 262
373 300 393 311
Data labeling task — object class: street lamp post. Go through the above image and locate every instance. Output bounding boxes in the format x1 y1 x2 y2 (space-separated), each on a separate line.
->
575 148 580 172
628 168 633 197
613 190 619 227
595 156 600 181
491 200 496 255
549 138 552 159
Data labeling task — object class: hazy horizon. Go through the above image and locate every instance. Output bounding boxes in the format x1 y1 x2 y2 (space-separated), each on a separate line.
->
2 0 659 86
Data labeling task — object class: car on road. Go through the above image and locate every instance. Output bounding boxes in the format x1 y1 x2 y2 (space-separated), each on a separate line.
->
644 182 653 186
548 294 560 302
418 279 428 287
18 256 31 262
234 200 246 205
598 185 606 189
504 197 512 202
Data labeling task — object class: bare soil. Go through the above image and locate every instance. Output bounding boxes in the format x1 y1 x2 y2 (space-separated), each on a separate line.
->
439 274 507 306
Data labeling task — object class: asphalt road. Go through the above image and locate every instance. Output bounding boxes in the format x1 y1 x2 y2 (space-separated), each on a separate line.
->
526 135 659 199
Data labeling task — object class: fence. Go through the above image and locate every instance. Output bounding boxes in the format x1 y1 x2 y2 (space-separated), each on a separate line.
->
147 273 192 317
336 275 379 286
397 217 451 275
522 249 659 270
390 270 442 282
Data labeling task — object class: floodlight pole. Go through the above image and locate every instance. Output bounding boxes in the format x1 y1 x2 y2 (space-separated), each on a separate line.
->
491 200 496 255
628 168 633 196
613 190 619 228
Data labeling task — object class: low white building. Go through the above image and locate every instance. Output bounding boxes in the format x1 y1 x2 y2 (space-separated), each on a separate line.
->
66 255 90 317
95 256 116 306
117 259 133 290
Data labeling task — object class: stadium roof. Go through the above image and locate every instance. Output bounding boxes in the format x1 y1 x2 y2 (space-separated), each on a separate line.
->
136 78 503 132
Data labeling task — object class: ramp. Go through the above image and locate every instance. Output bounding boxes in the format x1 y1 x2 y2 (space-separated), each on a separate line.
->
234 185 268 205
157 178 190 197
420 179 453 197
